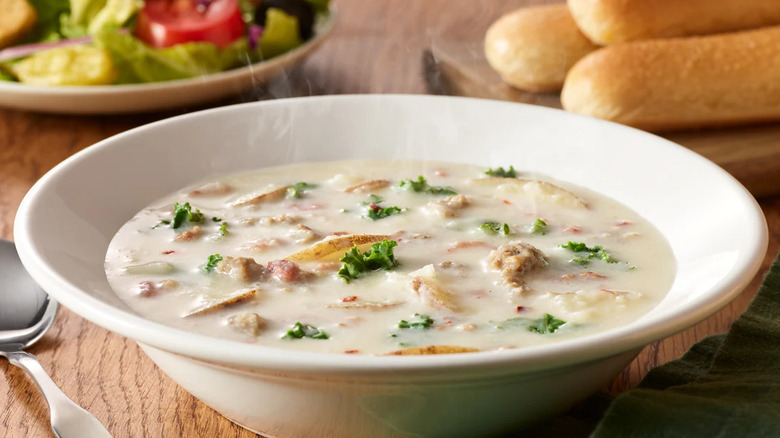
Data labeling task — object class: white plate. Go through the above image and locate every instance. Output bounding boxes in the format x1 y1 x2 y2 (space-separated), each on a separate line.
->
0 13 334 114
13 96 768 436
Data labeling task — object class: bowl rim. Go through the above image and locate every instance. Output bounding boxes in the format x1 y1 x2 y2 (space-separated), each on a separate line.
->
14 95 768 376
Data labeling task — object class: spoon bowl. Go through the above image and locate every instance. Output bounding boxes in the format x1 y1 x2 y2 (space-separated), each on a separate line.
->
0 238 111 437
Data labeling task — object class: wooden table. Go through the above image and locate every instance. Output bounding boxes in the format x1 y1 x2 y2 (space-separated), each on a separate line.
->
1 1 778 436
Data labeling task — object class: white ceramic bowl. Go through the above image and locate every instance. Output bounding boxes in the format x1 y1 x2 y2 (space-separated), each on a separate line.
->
14 95 767 437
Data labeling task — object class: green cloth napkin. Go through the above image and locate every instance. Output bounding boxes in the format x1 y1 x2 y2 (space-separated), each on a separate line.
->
518 250 780 437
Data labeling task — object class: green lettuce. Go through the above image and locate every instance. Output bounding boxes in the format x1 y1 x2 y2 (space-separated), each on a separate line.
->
95 30 246 83
26 0 71 42
258 8 303 59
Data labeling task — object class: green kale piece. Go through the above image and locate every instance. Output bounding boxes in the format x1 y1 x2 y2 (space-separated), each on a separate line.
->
287 182 316 199
559 241 619 267
399 175 456 196
283 322 329 339
496 313 567 334
203 254 223 272
338 240 399 282
530 218 547 235
366 205 403 220
398 313 434 329
484 166 517 178
172 202 203 228
479 222 511 235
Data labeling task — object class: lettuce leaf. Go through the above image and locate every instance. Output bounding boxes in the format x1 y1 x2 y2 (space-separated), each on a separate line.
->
258 8 303 59
26 0 71 42
95 30 246 83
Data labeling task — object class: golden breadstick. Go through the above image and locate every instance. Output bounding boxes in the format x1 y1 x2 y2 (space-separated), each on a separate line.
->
561 26 780 131
485 4 599 93
568 0 780 44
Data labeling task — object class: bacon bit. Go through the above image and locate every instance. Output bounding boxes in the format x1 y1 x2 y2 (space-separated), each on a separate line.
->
516 305 525 313
503 200 512 205
341 296 358 302
162 250 175 255
616 220 632 226
446 241 494 253
344 350 360 354
563 226 581 234
174 225 203 241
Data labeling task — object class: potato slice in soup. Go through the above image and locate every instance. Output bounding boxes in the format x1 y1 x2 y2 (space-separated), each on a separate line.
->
469 177 587 209
285 234 391 262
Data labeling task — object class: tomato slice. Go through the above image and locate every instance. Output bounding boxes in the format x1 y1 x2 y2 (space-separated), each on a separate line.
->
135 0 246 48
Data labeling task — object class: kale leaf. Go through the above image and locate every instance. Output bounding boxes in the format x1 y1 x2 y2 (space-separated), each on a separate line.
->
338 240 399 282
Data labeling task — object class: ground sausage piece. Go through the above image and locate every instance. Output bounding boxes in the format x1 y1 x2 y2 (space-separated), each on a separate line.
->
288 224 320 244
174 225 202 241
266 260 304 283
228 312 267 336
487 241 547 289
217 257 265 282
428 194 470 218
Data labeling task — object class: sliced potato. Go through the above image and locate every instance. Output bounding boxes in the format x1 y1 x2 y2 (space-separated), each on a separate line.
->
343 179 391 193
124 261 175 275
385 345 479 355
411 275 459 311
326 301 404 310
231 186 290 207
185 289 257 317
285 234 391 262
468 177 587 209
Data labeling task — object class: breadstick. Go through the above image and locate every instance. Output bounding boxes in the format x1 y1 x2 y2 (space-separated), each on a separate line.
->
484 4 599 93
567 0 780 44
561 26 780 132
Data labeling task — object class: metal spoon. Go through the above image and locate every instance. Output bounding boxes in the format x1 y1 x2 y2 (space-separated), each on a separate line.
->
0 239 112 437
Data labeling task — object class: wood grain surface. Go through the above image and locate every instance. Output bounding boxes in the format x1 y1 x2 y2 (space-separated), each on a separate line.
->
0 1 778 437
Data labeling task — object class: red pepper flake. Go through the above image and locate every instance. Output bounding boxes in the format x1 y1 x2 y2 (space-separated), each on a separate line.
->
616 220 631 226
502 200 512 205
162 250 175 255
516 305 525 313
341 296 358 302
344 350 359 354
564 226 581 234
368 203 381 212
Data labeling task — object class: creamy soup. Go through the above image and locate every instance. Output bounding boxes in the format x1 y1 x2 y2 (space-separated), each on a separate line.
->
105 161 675 355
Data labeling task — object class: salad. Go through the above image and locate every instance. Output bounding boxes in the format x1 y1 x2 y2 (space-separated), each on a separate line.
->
0 0 329 86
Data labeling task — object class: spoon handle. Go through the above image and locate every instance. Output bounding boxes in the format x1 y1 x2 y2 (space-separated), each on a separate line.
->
5 350 112 438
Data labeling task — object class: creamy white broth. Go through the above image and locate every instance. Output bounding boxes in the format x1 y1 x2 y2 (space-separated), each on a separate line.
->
105 161 675 355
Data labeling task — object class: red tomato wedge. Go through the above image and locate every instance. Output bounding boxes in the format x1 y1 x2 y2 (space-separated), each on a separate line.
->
135 0 246 48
